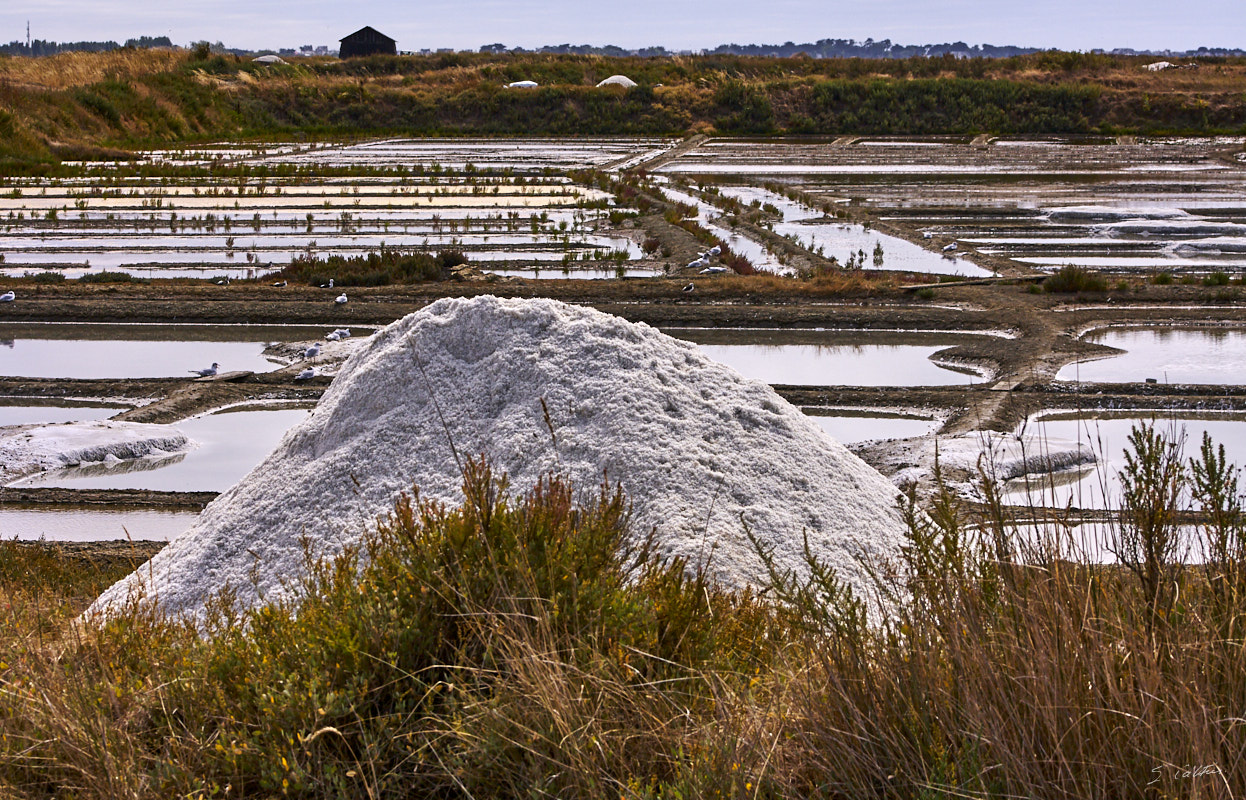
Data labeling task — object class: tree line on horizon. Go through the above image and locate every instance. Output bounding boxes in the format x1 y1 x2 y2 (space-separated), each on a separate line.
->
4 33 1244 60
0 35 171 57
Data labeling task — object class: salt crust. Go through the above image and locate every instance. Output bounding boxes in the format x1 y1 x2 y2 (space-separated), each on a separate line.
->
0 420 190 484
92 297 912 621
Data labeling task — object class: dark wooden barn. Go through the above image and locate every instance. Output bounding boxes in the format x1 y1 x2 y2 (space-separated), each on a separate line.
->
339 26 397 58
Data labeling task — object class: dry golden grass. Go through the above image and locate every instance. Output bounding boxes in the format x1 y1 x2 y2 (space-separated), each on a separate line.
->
6 443 1246 798
713 270 902 294
0 48 183 90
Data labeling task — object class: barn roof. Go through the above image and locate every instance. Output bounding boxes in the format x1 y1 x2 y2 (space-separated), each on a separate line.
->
340 26 396 44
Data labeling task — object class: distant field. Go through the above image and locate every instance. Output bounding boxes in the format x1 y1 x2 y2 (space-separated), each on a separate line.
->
2 49 1245 167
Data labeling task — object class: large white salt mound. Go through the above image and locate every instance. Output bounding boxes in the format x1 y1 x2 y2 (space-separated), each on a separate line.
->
91 297 911 620
0 421 190 484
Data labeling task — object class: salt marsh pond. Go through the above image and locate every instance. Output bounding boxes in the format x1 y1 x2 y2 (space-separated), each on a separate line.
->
1057 327 1246 384
0 323 334 378
665 328 992 386
15 408 310 492
658 136 1246 279
1006 412 1246 511
0 507 195 541
5 135 1246 540
6 135 1242 282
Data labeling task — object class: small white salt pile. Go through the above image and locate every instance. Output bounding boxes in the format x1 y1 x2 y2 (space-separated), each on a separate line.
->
91 297 911 621
0 421 190 484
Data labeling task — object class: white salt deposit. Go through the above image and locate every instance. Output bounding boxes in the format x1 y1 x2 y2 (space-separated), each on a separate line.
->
91 297 912 621
1046 206 1189 222
0 420 191 484
856 430 1097 501
596 74 638 88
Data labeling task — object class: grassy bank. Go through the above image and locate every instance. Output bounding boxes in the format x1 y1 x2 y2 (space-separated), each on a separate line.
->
3 427 1246 797
2 48 1245 168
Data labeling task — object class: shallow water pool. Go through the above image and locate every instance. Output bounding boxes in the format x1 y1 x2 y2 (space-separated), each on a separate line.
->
0 323 331 379
1057 327 1246 384
0 404 123 426
804 410 942 443
0 508 195 541
1005 412 1246 510
667 329 987 386
17 408 309 492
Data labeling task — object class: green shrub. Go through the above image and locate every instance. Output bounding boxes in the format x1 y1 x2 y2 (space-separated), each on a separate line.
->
274 249 467 286
1152 271 1174 285
1204 271 1231 287
0 461 774 798
1043 264 1107 293
77 270 133 283
24 271 65 283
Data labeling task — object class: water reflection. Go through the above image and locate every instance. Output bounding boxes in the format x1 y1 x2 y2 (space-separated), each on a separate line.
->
0 323 332 379
1005 412 1246 510
0 507 195 541
666 328 986 386
804 410 941 443
0 404 122 426
1057 327 1246 384
18 408 308 492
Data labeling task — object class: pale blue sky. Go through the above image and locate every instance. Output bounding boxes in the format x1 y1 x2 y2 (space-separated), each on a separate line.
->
4 0 1243 52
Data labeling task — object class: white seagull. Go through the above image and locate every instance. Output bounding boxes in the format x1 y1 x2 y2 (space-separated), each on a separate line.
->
686 258 709 270
334 328 351 338
214 277 230 285
295 367 315 381
320 278 334 289
699 266 728 274
922 231 934 239
304 344 320 359
189 362 220 377
942 242 958 252
708 245 722 256
325 331 340 341
334 293 348 305
272 279 287 287
0 291 14 302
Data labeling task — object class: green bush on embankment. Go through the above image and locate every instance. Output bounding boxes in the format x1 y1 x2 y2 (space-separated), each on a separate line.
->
5 427 1246 797
274 248 469 286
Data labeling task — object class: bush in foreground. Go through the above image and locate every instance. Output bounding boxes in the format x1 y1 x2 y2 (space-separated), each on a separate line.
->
3 430 1246 797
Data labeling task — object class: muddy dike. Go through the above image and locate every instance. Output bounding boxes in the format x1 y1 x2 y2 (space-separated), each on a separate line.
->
6 538 167 568
0 487 217 509
0 278 1021 330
